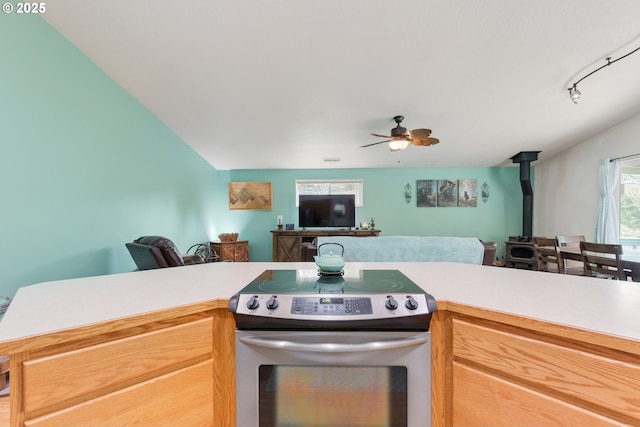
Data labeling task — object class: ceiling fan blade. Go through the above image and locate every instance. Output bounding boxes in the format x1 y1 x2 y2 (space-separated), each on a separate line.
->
410 128 432 138
360 140 391 148
370 133 392 138
411 137 440 147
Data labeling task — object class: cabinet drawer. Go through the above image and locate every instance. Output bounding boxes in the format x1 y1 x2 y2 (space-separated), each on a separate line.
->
453 362 625 427
25 360 214 427
452 319 640 421
23 318 213 413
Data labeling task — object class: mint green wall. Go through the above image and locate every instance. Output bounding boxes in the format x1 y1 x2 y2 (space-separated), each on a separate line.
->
0 12 526 298
0 14 218 297
222 168 523 261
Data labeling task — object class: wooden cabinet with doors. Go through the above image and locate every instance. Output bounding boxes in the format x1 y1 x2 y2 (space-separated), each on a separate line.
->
430 304 640 427
211 240 249 262
4 309 226 427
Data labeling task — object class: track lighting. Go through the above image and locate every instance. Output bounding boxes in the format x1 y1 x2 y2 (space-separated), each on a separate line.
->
568 85 581 104
567 44 640 104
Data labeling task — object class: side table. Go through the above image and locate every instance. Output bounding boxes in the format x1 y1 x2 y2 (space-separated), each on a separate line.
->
210 240 249 262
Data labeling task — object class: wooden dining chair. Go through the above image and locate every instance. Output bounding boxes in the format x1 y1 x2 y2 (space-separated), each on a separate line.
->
556 235 585 248
556 235 586 275
533 237 561 273
579 241 626 280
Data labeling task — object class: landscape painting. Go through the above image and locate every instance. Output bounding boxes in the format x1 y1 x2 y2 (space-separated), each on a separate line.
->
416 180 437 207
437 179 458 207
458 179 478 207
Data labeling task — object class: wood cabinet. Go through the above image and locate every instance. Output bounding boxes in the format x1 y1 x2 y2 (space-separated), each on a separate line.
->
5 264 640 427
5 297 640 427
430 304 640 427
271 229 380 262
211 240 249 262
7 310 233 427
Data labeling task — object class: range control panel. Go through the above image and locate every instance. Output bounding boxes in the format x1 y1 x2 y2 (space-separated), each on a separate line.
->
233 293 431 321
291 296 373 315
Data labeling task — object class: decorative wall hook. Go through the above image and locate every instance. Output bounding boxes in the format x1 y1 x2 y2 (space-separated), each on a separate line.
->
481 182 490 203
404 183 412 204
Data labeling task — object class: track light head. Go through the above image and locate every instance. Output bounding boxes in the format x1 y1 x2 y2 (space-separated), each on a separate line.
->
568 85 582 104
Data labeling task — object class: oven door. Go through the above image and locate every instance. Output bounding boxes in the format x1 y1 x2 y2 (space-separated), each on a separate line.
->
236 330 431 427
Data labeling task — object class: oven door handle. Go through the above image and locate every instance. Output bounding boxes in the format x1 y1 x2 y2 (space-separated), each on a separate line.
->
239 336 427 353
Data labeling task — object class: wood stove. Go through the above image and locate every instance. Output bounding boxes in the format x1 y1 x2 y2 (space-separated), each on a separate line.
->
507 151 541 270
505 236 537 270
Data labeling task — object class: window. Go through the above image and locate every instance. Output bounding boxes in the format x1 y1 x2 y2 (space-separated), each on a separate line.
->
620 163 640 246
295 179 363 206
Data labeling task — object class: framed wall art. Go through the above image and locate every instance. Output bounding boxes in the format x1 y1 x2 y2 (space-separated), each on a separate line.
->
437 179 457 207
228 182 273 210
458 179 478 207
416 179 437 207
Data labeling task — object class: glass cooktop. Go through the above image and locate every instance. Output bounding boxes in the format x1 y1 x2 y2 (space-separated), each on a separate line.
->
238 269 426 295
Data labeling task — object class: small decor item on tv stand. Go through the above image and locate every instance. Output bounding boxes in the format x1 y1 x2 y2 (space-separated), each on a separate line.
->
218 233 239 242
285 223 294 230
277 215 283 230
370 217 375 229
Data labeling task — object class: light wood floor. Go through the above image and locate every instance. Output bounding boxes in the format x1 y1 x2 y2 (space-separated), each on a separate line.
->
0 396 8 426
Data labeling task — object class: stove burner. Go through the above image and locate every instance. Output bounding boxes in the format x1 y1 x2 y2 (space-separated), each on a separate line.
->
258 281 303 292
345 278 401 292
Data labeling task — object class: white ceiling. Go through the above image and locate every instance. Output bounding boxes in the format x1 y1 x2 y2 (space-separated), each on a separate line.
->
43 0 640 170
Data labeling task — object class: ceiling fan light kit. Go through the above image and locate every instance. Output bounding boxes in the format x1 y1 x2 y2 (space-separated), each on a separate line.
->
361 115 440 151
389 139 410 152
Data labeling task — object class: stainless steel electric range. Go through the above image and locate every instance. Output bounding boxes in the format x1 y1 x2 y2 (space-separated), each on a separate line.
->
229 269 437 427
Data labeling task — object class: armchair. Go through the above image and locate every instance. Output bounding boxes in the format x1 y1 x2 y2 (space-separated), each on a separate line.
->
126 236 205 271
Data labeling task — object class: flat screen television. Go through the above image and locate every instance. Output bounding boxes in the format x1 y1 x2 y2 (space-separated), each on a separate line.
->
298 194 356 228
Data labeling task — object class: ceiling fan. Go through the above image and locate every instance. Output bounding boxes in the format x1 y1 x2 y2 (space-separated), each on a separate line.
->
361 115 439 152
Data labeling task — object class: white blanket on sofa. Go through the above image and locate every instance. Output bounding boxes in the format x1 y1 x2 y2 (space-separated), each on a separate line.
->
316 235 484 264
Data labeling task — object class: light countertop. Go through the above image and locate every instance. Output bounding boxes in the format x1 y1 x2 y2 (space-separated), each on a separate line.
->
1 262 640 348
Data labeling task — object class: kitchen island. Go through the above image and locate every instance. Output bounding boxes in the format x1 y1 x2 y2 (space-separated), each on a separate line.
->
0 262 639 426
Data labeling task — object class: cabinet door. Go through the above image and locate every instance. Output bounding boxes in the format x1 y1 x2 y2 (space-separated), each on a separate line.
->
273 235 301 262
236 241 249 262
27 361 214 427
451 317 640 425
220 244 237 261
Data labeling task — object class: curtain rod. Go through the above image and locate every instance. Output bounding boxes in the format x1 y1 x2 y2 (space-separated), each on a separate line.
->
610 153 640 162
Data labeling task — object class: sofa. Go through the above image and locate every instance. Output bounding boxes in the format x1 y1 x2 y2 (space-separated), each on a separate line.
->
301 236 497 266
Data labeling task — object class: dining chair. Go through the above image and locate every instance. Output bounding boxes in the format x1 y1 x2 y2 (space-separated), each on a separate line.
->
533 237 561 273
556 235 586 275
579 241 626 280
556 235 585 248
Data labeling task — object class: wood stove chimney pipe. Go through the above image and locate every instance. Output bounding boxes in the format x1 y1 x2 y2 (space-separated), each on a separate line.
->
511 151 540 238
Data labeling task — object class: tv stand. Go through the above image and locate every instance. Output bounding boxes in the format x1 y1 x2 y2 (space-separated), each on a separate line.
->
271 229 381 262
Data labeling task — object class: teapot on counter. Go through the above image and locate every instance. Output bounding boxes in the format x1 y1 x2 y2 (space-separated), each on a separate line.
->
314 243 345 273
